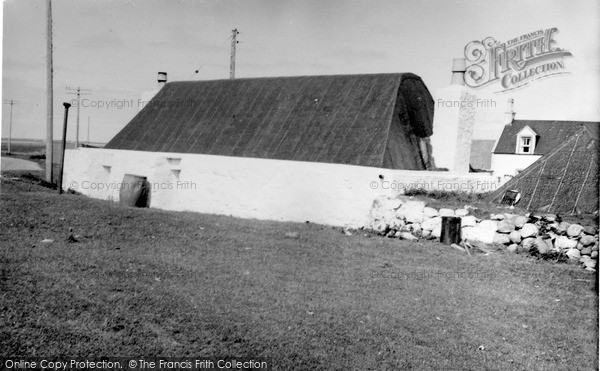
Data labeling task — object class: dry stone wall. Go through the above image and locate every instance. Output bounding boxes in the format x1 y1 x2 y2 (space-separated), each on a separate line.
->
369 195 599 271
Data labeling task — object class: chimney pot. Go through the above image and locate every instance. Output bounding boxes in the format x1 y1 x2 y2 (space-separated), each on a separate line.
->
450 58 466 86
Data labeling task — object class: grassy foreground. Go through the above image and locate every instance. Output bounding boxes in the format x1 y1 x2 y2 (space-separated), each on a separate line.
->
1 174 598 370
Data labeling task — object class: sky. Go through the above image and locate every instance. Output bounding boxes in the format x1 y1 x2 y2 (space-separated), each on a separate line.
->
2 0 599 143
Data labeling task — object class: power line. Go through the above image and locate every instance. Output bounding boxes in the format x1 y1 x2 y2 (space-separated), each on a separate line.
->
188 35 233 79
3 99 21 154
66 86 92 148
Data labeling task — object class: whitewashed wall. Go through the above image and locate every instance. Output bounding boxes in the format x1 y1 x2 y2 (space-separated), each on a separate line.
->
491 153 541 184
63 148 499 228
430 85 476 173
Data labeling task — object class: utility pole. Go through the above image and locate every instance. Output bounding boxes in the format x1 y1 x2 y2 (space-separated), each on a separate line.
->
58 102 71 194
66 86 91 148
230 28 239 79
87 116 90 144
3 100 20 154
46 0 53 182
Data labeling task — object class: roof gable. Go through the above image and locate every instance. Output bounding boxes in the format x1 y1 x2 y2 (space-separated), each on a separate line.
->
105 73 434 169
516 126 537 137
493 120 600 155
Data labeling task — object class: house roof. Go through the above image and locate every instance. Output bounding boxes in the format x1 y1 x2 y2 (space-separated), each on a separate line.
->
493 120 600 155
105 73 434 169
470 139 496 170
488 124 599 214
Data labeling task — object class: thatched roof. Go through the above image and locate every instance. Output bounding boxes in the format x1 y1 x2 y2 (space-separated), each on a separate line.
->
494 120 599 155
470 139 496 171
105 73 434 169
489 123 599 214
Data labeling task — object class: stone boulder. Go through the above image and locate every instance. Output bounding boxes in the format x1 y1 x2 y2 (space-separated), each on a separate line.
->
520 223 539 239
423 207 439 218
580 247 592 256
455 209 469 217
566 248 581 260
555 221 570 235
514 216 528 229
490 213 506 220
461 216 478 227
579 235 597 247
509 230 522 244
521 237 536 250
479 220 498 232
421 216 442 231
421 229 432 239
396 199 426 223
399 232 419 241
462 223 496 244
534 237 553 255
507 244 518 253
567 224 584 238
583 258 597 269
493 233 511 245
583 226 598 235
497 220 515 233
555 236 578 250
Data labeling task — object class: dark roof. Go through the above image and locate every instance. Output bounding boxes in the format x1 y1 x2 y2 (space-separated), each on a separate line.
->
488 124 599 214
106 73 434 169
493 120 600 155
470 139 496 170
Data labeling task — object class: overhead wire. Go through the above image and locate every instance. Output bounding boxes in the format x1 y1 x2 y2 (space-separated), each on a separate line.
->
188 35 233 79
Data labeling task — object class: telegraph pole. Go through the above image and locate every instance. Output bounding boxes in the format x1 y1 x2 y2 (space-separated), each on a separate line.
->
66 86 91 148
46 0 53 182
87 116 90 144
3 100 20 154
230 28 239 79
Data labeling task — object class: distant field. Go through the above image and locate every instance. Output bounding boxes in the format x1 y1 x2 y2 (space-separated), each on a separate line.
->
1 139 104 160
1 173 597 370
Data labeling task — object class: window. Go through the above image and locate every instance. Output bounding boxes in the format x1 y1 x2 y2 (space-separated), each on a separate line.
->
520 137 531 153
515 126 537 155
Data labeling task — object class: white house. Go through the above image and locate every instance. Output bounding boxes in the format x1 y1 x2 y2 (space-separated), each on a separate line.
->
491 120 600 183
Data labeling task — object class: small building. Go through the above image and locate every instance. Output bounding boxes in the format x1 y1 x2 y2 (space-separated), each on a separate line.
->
491 120 600 182
489 123 599 214
64 72 497 227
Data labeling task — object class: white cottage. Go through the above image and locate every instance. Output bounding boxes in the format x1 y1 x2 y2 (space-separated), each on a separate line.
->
491 120 599 182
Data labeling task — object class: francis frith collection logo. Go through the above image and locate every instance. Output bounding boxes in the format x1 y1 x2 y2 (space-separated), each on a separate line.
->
464 27 572 91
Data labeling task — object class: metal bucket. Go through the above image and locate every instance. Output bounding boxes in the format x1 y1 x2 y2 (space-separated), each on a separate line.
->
440 216 461 244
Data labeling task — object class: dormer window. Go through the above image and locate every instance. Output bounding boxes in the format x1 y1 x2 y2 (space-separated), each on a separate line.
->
515 126 537 154
520 137 532 153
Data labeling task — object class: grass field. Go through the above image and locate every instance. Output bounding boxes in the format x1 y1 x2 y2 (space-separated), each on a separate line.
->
1 171 598 370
